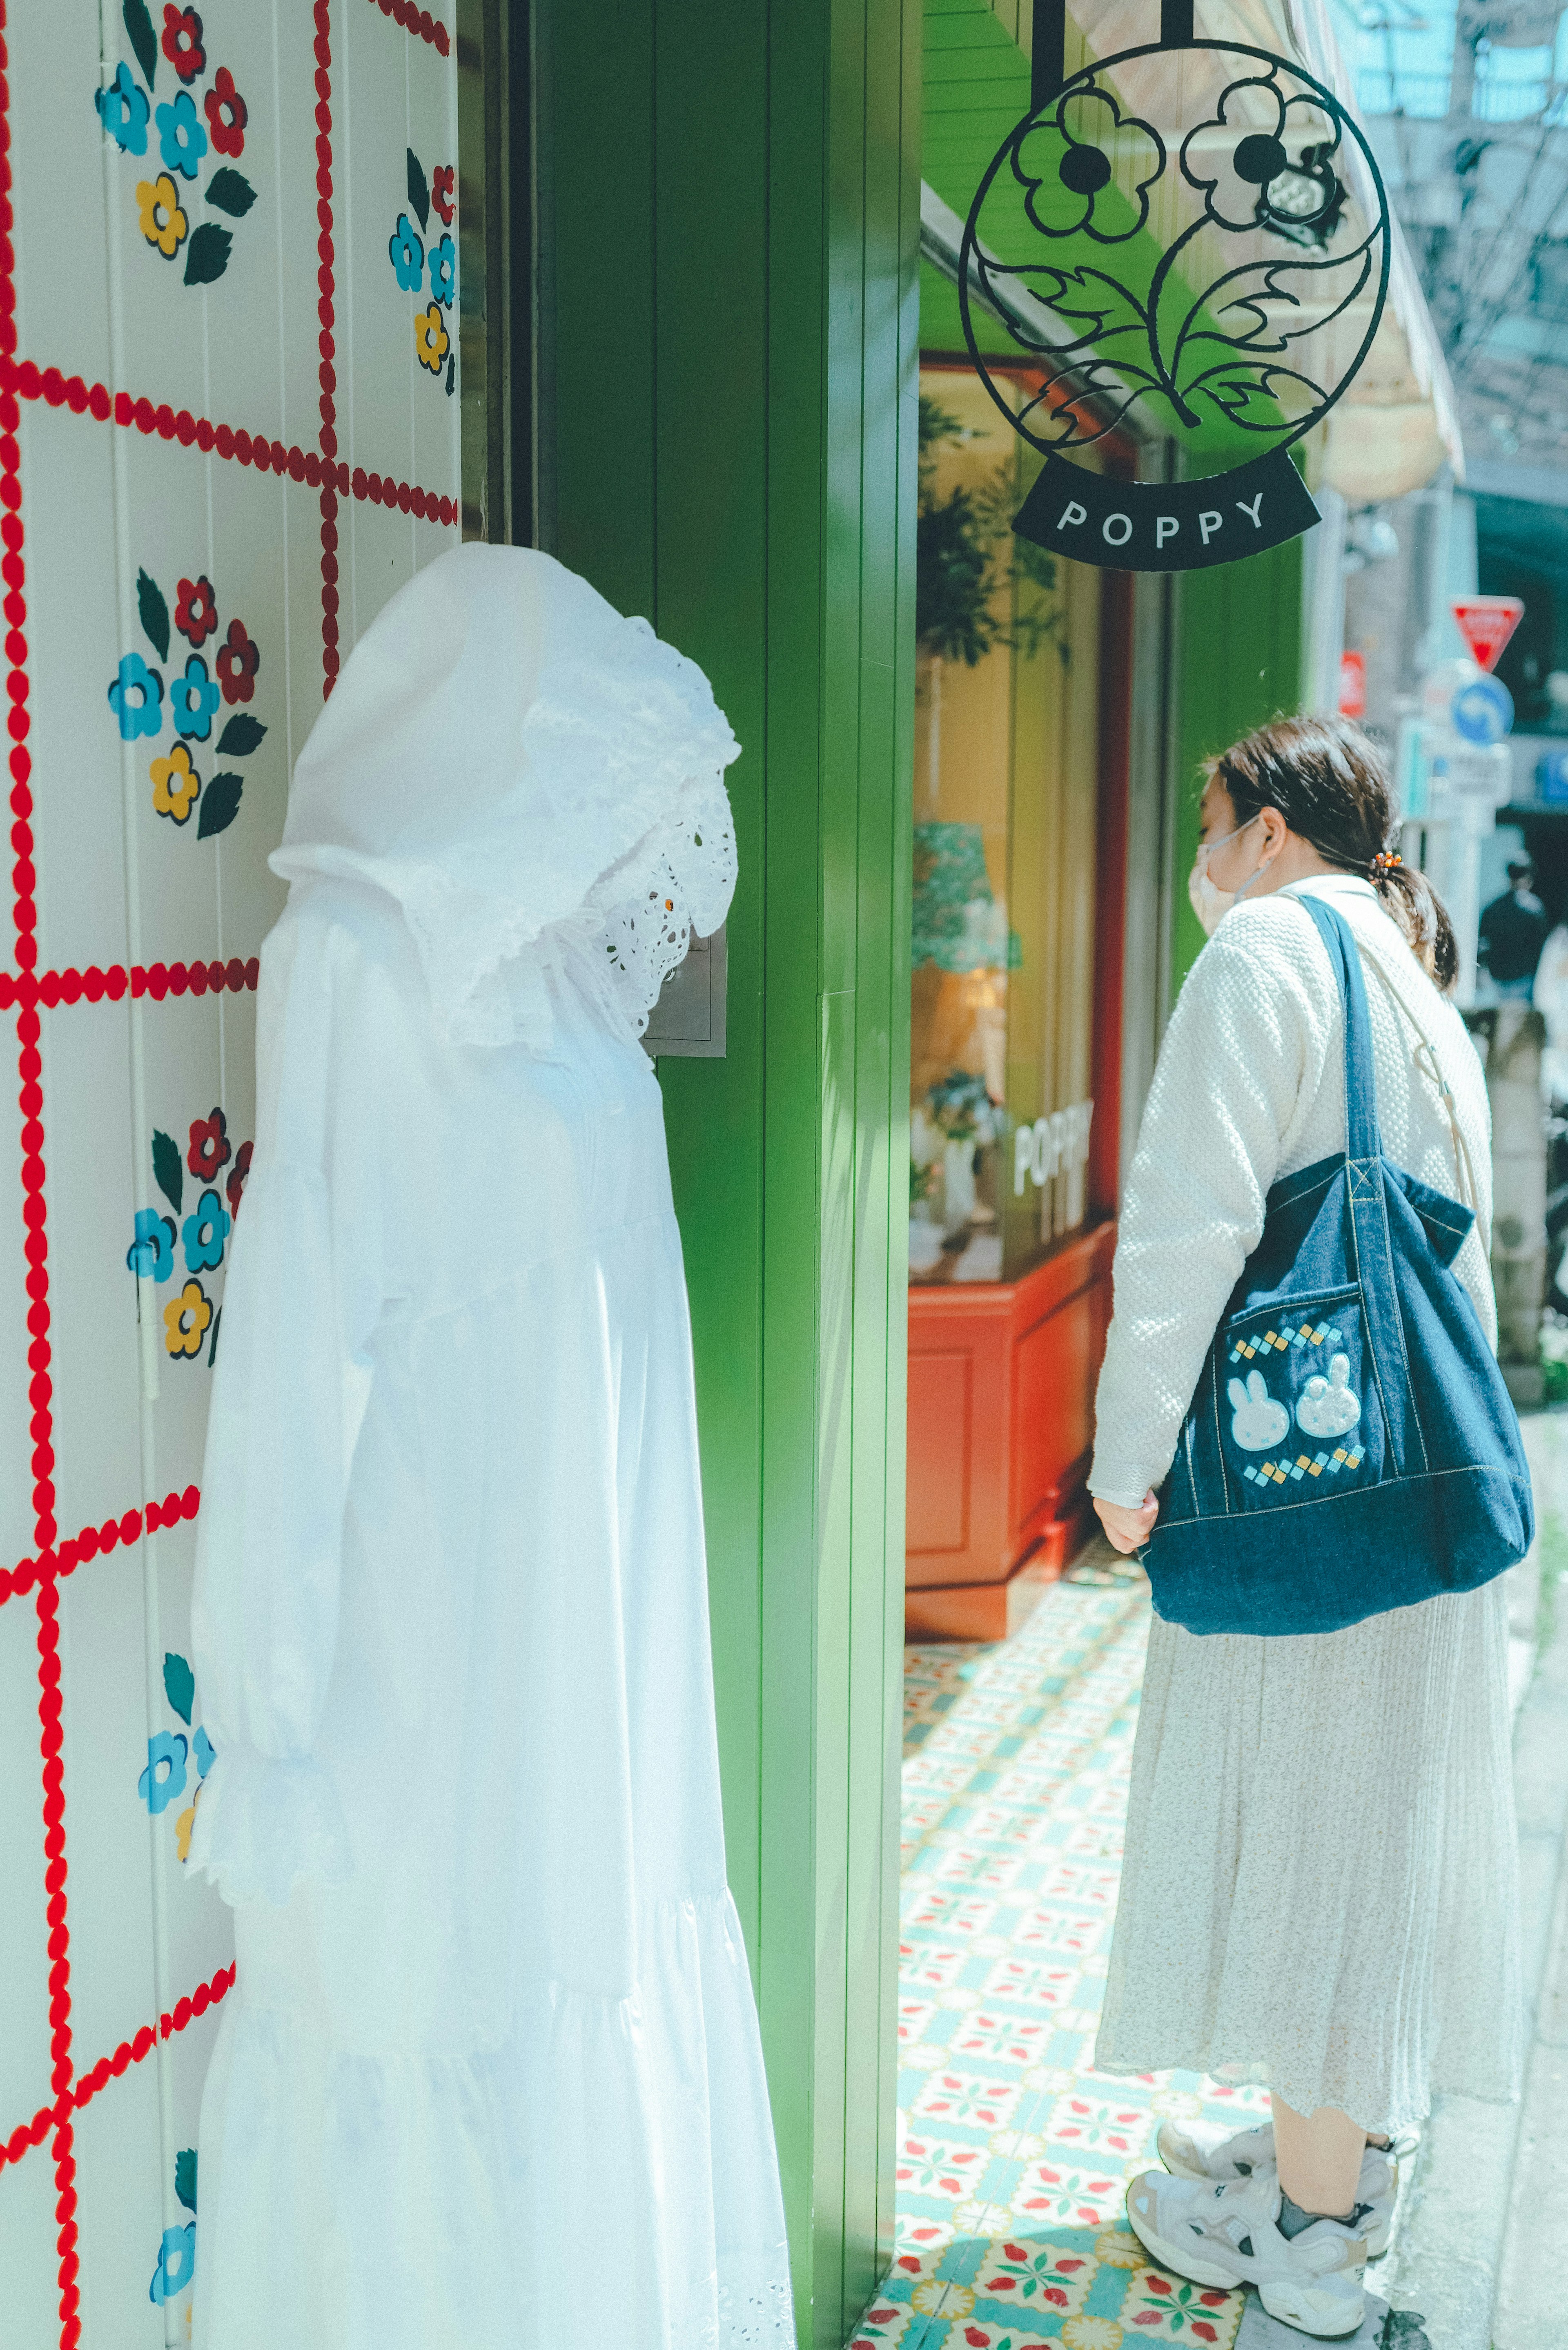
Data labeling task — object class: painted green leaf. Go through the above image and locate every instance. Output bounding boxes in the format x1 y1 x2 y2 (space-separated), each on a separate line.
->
122 0 157 90
175 2148 198 2213
136 567 169 663
151 1129 183 1215
205 167 256 219
407 147 430 234
197 771 243 839
215 713 265 757
183 222 232 289
163 1652 194 1726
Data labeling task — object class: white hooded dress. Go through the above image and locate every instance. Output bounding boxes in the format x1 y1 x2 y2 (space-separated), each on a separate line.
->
185 544 794 2350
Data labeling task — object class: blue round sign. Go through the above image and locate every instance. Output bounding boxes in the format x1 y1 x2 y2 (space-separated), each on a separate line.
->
1538 747 1568 803
1451 674 1514 746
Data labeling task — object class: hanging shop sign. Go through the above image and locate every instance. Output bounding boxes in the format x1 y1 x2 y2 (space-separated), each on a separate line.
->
1451 597 1524 673
960 0 1392 573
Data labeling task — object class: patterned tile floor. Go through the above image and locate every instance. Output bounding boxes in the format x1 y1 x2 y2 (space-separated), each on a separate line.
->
856 1553 1272 2350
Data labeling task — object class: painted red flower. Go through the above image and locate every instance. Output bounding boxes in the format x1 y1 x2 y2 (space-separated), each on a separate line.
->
161 5 205 80
431 163 455 225
175 575 217 648
1192 2327 1220 2342
1145 2276 1172 2294
204 65 247 157
187 1107 231 1183
964 2332 988 2349
216 616 260 705
226 1139 253 1217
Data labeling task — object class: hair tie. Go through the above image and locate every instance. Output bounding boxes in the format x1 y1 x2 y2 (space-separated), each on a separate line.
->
1372 850 1403 877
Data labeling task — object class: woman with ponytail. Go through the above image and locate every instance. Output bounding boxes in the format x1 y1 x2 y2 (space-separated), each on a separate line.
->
1090 716 1519 2338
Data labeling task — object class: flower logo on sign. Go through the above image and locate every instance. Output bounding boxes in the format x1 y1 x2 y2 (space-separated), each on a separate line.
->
106 564 268 841
958 26 1391 571
1015 87 1164 243
390 148 457 395
95 0 256 289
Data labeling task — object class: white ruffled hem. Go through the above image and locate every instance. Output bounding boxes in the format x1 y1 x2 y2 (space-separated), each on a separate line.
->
185 1748 352 1909
192 1890 794 2350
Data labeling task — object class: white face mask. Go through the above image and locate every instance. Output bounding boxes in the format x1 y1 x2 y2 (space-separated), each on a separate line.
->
1187 816 1266 938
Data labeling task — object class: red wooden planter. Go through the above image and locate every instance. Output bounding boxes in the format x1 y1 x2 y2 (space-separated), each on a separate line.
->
905 1219 1116 1640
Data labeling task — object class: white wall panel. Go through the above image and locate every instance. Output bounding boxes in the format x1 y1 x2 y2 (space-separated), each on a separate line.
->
0 0 464 2340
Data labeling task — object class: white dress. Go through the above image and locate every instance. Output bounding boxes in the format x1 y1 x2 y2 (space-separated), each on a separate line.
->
1089 876 1522 2131
186 546 794 2350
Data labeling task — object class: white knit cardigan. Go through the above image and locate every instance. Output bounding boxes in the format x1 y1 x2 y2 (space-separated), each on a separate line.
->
1090 874 1496 1510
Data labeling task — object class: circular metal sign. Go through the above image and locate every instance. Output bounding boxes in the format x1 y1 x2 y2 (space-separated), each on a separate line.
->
960 40 1392 571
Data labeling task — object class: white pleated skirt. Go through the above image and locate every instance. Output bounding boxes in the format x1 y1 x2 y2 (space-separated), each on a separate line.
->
1094 1579 1523 2131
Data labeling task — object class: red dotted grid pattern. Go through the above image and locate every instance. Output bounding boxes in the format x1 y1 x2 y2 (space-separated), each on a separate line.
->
2 360 461 529
0 16 82 2329
0 959 261 1012
3 6 457 2317
316 1 340 696
3 1486 202 1614
0 1960 236 2178
368 0 451 53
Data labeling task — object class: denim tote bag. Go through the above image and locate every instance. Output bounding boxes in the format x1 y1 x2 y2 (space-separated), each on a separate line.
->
1144 895 1533 1638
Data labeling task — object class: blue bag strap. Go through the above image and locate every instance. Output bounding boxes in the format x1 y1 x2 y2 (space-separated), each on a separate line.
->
1296 893 1382 1162
1294 892 1426 1478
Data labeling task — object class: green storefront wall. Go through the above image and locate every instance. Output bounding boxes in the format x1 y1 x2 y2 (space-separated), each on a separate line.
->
536 2 918 2342
1169 543 1307 999
533 2 1307 2340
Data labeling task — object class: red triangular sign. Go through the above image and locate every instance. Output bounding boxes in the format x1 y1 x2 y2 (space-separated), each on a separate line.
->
1452 597 1524 672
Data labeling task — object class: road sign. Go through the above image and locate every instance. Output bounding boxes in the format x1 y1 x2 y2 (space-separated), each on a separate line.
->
1451 672 1514 745
1451 597 1524 672
1338 650 1366 720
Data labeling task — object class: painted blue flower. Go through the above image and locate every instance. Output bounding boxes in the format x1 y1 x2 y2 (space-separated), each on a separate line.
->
155 88 208 179
139 1731 188 1816
428 233 456 309
96 61 150 155
170 655 220 741
389 212 424 292
149 2223 195 2304
108 652 164 741
193 1725 216 1779
126 1209 175 1281
183 1188 232 1273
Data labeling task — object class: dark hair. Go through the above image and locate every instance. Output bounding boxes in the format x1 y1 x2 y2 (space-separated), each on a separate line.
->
1205 713 1458 991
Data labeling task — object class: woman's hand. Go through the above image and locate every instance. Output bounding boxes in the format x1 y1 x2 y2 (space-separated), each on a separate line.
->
1094 1491 1158 1555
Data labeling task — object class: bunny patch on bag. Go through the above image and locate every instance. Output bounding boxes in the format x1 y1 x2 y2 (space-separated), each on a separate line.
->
1227 1369 1291 1452
1296 1353 1361 1439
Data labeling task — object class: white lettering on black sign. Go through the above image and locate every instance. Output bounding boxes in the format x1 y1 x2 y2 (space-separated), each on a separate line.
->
1013 446 1321 575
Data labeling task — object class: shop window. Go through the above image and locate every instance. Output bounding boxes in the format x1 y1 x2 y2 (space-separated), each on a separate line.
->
911 366 1105 1287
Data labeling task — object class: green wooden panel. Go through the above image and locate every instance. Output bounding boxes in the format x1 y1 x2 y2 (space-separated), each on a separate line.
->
1169 537 1305 997
541 3 917 2343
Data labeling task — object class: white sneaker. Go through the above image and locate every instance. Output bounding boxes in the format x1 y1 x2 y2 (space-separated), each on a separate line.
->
1125 2167 1374 2339
1157 2123 1397 2258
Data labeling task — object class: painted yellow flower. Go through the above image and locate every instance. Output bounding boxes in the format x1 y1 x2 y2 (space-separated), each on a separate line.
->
1092 2229 1144 2269
175 1802 195 1861
415 300 450 375
911 2278 969 2319
151 741 200 825
1062 2317 1125 2350
165 1277 212 1358
136 173 188 259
